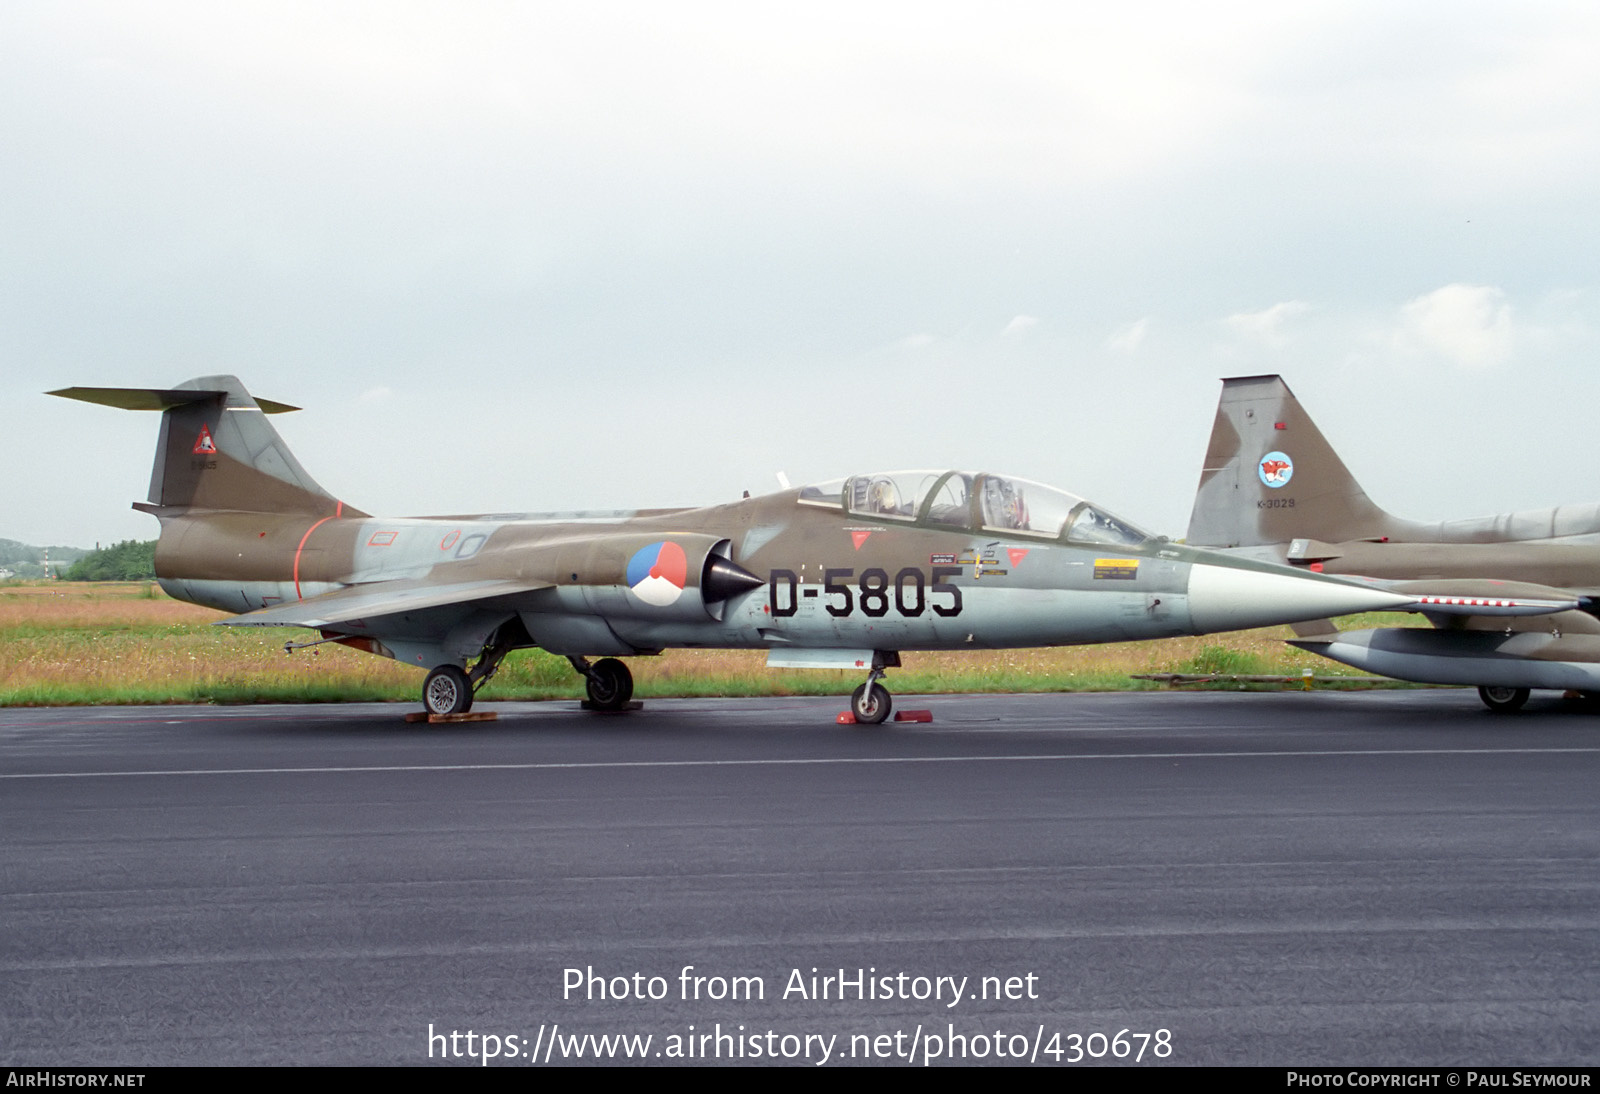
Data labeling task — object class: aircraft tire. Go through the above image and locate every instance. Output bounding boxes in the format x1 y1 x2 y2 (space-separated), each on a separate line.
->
850 683 892 725
1477 685 1530 714
586 657 634 710
424 664 474 716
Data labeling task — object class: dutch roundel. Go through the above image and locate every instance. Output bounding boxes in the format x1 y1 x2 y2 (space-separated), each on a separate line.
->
626 541 689 607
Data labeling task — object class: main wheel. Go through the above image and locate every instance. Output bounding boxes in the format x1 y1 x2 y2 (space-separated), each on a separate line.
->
586 657 634 710
423 664 473 716
1478 685 1530 714
850 682 892 725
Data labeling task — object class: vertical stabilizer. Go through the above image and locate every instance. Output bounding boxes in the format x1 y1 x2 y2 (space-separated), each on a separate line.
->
1185 375 1396 548
49 376 364 517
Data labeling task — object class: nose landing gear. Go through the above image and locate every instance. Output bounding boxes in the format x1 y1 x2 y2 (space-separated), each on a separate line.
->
847 652 902 725
850 679 892 724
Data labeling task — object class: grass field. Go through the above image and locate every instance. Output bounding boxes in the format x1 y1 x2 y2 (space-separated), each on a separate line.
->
0 581 1421 706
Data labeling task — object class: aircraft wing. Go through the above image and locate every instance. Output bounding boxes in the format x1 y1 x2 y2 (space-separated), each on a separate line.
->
217 577 550 629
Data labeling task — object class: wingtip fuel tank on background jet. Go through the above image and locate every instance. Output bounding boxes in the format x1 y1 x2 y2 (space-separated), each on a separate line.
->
56 375 1436 722
1187 374 1600 712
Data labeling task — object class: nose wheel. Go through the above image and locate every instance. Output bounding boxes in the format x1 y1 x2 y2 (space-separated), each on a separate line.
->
847 655 901 725
850 680 892 724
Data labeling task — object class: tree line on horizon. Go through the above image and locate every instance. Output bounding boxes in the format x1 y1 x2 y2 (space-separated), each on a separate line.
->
62 540 157 581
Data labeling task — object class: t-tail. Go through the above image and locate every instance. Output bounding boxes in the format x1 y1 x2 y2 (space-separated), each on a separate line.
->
49 376 364 520
1185 374 1401 549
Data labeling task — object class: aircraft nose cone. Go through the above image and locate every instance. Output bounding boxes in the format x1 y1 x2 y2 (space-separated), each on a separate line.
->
1186 562 1413 633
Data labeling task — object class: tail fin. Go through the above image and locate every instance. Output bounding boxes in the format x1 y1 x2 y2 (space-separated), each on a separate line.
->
50 376 364 518
1185 374 1396 548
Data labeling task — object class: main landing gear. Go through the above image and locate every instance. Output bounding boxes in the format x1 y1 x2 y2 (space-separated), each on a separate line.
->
569 656 635 711
1477 685 1530 714
420 630 519 717
423 664 474 716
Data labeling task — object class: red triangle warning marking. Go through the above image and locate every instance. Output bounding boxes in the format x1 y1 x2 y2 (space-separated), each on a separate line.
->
193 425 217 455
1007 548 1029 568
851 530 872 550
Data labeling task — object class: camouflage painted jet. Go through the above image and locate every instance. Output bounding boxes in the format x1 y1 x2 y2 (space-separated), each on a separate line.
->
55 375 1455 721
1188 374 1599 712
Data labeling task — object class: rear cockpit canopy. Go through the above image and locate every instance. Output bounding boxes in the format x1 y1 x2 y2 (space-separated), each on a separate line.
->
797 470 1150 548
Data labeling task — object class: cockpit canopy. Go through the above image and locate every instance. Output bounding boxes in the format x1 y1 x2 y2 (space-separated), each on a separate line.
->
796 470 1151 548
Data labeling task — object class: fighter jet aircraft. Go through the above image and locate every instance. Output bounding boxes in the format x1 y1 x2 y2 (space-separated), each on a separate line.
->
54 375 1460 721
1187 374 1599 712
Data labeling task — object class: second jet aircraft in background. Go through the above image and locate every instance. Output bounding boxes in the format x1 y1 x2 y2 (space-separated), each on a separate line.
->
1188 374 1600 712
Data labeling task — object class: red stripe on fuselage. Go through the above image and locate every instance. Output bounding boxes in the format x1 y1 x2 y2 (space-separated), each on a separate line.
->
293 501 343 600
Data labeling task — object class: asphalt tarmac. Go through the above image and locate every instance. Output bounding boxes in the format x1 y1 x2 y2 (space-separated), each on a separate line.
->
2 689 1597 1067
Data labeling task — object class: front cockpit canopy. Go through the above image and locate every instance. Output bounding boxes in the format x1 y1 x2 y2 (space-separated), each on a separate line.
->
797 470 1150 547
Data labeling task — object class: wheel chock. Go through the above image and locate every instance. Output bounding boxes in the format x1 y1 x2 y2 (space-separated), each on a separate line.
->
836 709 933 724
404 710 499 724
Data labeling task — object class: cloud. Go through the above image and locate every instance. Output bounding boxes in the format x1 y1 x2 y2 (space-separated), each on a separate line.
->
1106 317 1149 354
1001 315 1039 338
1398 284 1513 369
1223 301 1309 347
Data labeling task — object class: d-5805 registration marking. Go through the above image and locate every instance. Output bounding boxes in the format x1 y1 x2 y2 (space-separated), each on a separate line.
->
768 567 963 618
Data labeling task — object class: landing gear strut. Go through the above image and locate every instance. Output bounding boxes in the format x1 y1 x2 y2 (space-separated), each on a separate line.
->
1478 685 1530 714
420 629 519 717
569 656 635 711
848 652 901 725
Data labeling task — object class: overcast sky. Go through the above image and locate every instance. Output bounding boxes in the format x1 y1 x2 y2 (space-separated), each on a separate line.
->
5 1 1599 547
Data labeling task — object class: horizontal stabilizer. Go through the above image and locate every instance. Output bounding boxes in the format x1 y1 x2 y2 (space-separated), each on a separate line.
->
53 375 347 515
218 577 550 629
49 386 300 413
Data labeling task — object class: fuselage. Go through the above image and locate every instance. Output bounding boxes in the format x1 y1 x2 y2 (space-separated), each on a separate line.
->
54 377 1425 716
156 482 1408 665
